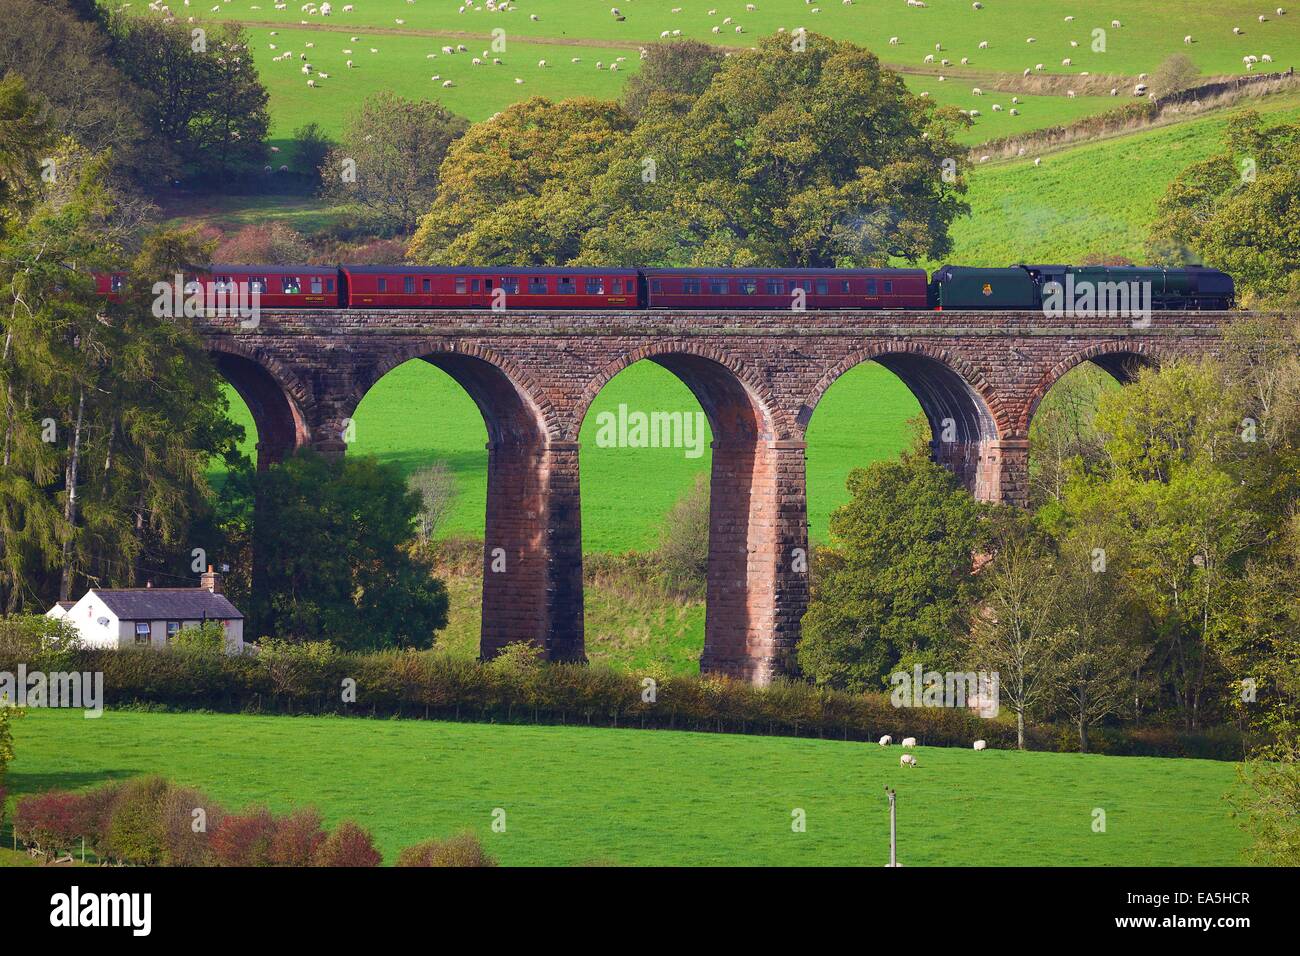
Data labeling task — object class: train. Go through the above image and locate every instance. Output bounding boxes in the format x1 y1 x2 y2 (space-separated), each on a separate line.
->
97 262 1236 311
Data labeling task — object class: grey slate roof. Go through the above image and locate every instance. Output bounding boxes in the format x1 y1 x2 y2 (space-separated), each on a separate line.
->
91 589 243 620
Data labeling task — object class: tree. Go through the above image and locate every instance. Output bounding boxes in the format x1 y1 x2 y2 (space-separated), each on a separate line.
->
655 472 710 595
0 0 169 186
1149 53 1200 98
408 460 459 544
1148 111 1300 307
1027 363 1113 508
1232 735 1300 865
324 92 468 235
621 39 727 117
962 514 1064 748
407 97 631 263
292 122 334 186
798 453 988 692
214 223 313 264
251 451 449 650
578 32 970 267
111 18 269 182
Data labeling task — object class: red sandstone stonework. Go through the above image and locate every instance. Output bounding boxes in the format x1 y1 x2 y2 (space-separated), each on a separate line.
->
202 309 1238 684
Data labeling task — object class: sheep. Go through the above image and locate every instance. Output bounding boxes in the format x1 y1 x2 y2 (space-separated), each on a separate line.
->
879 735 893 746
306 78 316 86
1263 54 1274 62
515 77 523 84
317 72 329 79
971 86 982 95
1035 62 1044 70
1064 14 1074 21
1070 40 1079 48
901 737 917 748
1023 68 1031 77
443 79 454 87
1110 87 1117 95
1067 89 1076 98
1011 96 1020 103
978 41 988 49
1009 107 1019 115
1233 27 1243 35
969 108 980 117
942 59 950 66
1112 19 1122 28
980 154 989 162
974 739 988 750
346 59 353 68
1259 14 1268 22
959 58 968 65
1184 35 1193 44
1026 36 1036 43
1062 57 1072 66
972 1 982 7
924 54 935 63
900 754 917 767
1033 157 1042 166
992 103 1002 111
889 36 899 45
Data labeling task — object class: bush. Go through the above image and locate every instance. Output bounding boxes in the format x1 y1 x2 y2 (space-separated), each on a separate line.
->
209 806 278 866
14 790 83 857
160 785 224 867
396 832 496 867
269 807 327 866
107 776 172 865
654 473 710 595
314 820 383 867
169 621 227 655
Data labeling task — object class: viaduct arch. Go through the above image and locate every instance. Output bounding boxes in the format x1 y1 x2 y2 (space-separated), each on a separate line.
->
203 307 1238 684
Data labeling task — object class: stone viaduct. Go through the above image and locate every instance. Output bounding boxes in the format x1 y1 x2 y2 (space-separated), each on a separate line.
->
201 308 1237 684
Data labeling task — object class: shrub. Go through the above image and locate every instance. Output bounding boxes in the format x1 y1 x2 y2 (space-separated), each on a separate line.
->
314 820 383 867
269 807 327 866
396 832 496 867
160 785 224 867
169 621 227 655
209 806 278 866
107 776 172 865
14 790 83 857
73 781 124 860
654 473 710 596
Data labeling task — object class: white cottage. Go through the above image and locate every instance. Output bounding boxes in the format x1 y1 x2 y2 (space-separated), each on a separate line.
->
48 568 244 653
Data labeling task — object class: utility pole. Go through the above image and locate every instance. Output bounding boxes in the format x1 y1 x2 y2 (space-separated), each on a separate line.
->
884 786 900 867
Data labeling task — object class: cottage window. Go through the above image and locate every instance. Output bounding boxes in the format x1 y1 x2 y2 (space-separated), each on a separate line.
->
134 622 152 645
166 621 180 642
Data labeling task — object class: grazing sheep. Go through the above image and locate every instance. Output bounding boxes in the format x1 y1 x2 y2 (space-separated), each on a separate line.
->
879 735 893 746
346 59 353 68
974 740 988 750
443 79 454 87
306 78 316 86
1023 68 1031 77
992 103 1002 111
1009 107 1019 115
959 58 968 65
900 754 917 767
1011 96 1020 103
1263 54 1274 62
1067 89 1076 98
1185 35 1193 44
901 737 917 748
978 41 988 49
1035 62 1044 70
889 36 899 45
1233 26 1243 35
972 1 982 7
969 108 980 116
971 86 982 95
1112 19 1122 28
1033 157 1042 166
1062 57 1072 66
924 54 935 63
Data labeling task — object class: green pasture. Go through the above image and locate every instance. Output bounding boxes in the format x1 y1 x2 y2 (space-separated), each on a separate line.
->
6 709 1250 866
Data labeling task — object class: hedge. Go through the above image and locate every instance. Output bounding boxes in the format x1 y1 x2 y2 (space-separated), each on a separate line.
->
0 640 1249 760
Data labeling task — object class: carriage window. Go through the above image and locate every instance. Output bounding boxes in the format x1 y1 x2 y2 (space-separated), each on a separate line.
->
281 276 301 294
249 277 267 294
377 278 388 292
682 278 701 294
650 279 662 293
709 278 729 295
326 278 335 292
815 279 828 295
884 280 894 294
738 279 757 295
766 279 785 295
422 278 432 292
455 278 467 294
501 277 519 294
404 276 416 294
472 279 481 292
213 275 234 292
866 280 878 296
111 275 125 292
611 279 624 294
311 276 324 294
585 277 604 294
840 280 851 293
528 277 548 294
559 277 576 294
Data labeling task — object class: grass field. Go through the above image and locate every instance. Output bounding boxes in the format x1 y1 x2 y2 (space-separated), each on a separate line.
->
6 709 1250 866
942 91 1300 265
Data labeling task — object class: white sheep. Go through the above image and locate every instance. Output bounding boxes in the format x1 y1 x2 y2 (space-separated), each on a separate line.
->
879 735 893 746
1009 108 1019 115
974 740 988 750
992 103 1002 111
971 87 982 95
442 79 454 87
900 754 917 767
978 41 988 49
1033 157 1042 166
1062 57 1072 66
306 78 316 86
889 36 899 45
346 60 353 68
1233 26 1243 35
1112 19 1122 28
1067 89 1076 98
901 737 917 748
1184 35 1193 44
924 54 935 63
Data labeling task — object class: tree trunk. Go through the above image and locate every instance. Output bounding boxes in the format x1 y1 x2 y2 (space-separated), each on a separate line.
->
1016 709 1025 750
59 388 85 601
1078 717 1089 754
